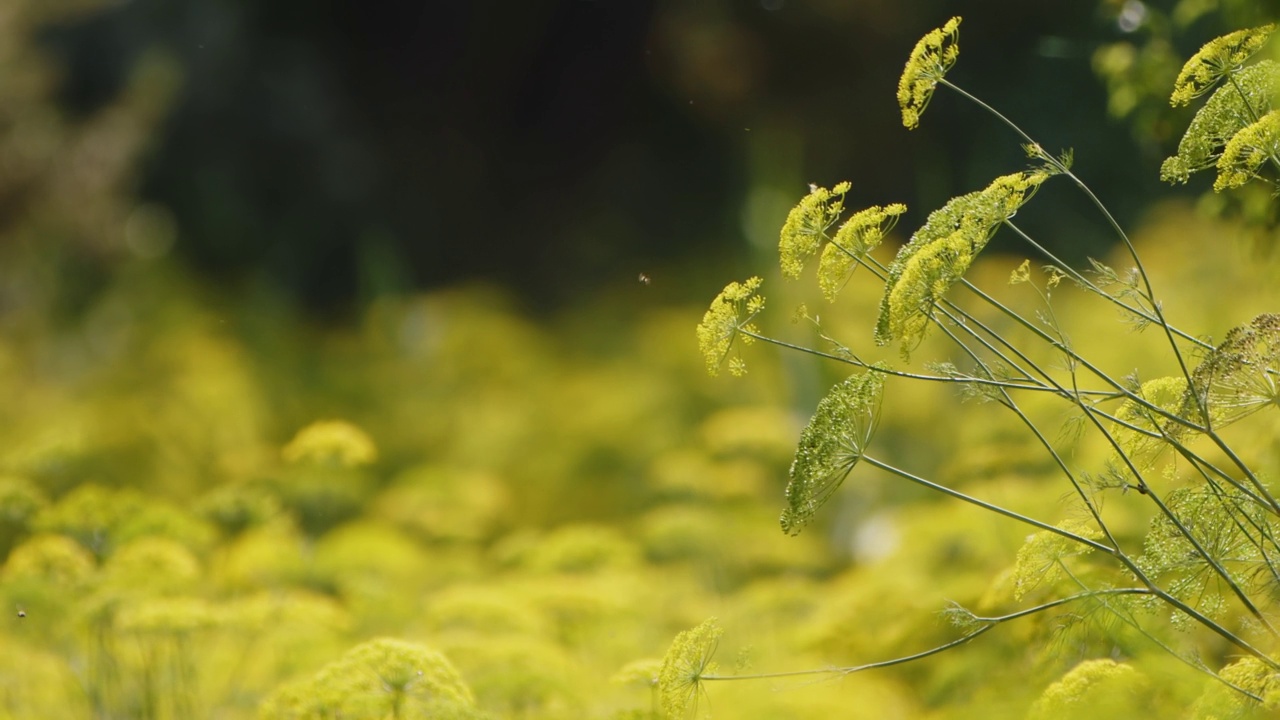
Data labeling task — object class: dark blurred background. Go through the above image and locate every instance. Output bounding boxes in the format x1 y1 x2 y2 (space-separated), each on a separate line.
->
20 0 1280 316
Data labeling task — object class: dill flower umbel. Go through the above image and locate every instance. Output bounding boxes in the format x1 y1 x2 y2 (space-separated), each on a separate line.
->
695 277 765 377
282 419 378 467
779 182 851 279
1161 62 1280 185
781 369 884 535
875 171 1048 353
1170 23 1277 106
818 203 907 301
1215 110 1280 190
1029 659 1149 719
1185 313 1280 428
1011 519 1102 601
1111 376 1188 461
657 617 722 719
898 16 961 129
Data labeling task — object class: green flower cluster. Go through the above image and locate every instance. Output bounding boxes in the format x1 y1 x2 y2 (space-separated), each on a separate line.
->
657 617 722 719
1186 313 1280 428
781 369 884 536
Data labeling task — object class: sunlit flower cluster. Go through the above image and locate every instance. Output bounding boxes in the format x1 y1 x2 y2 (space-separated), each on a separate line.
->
1215 110 1280 190
1170 24 1276 106
1011 519 1102 601
695 277 765 376
818 203 908 301
875 171 1048 353
1160 62 1280 185
898 17 962 129
779 182 851 279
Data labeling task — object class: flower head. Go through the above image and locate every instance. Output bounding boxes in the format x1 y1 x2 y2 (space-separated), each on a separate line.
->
875 171 1047 354
1215 109 1280 191
779 182 851 279
781 369 884 535
898 17 962 129
282 419 378 467
1011 520 1102 601
1186 313 1280 428
695 277 765 377
1161 61 1280 184
1170 24 1276 106
817 203 907 301
657 618 722 719
1111 376 1189 461
1029 659 1149 719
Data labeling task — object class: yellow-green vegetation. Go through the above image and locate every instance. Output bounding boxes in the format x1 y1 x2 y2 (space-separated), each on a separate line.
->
685 15 1280 720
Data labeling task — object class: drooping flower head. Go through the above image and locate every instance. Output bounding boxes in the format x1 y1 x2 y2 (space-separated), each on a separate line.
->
898 17 962 129
1161 62 1280 185
657 618 723 719
1185 313 1280 428
781 369 884 536
695 277 765 377
1170 23 1277 106
1215 110 1280 191
874 171 1048 354
779 182 851 279
817 203 907 301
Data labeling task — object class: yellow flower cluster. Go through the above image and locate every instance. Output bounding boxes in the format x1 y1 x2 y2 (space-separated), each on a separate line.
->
1011 519 1101 601
1170 24 1276 106
695 277 765 376
1111 376 1188 462
781 369 884 536
1029 659 1149 720
282 419 378 467
1160 62 1280 185
818 203 907 301
875 171 1048 354
1215 110 1280 191
779 182 851 279
898 17 962 129
657 617 722 719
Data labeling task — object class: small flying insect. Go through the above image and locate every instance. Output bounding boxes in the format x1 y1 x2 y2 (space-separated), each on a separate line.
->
638 273 651 285
16 605 26 619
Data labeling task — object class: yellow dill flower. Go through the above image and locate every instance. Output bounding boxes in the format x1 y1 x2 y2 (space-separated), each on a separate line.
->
781 369 884 536
1190 656 1280 717
657 617 722 719
695 277 765 377
1029 659 1149 720
817 203 907 301
1215 109 1280 190
1170 23 1276 106
282 419 378 467
875 171 1047 354
898 17 962 129
1186 313 1280 428
778 182 851 278
1011 519 1102 601
263 638 479 719
1111 376 1188 461
1161 61 1280 184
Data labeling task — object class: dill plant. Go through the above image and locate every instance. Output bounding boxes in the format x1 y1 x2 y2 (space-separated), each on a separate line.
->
677 17 1280 717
